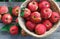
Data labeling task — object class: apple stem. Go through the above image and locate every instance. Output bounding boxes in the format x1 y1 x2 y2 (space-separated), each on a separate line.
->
21 29 28 36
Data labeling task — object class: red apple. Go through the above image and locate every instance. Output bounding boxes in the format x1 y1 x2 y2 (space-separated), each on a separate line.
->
28 1 38 11
35 24 46 35
10 25 18 35
23 8 31 18
25 16 30 21
2 14 12 24
31 12 41 23
0 14 2 20
12 6 20 16
40 0 47 1
0 6 8 14
39 1 50 9
41 8 52 19
50 12 60 23
26 21 36 31
43 20 52 30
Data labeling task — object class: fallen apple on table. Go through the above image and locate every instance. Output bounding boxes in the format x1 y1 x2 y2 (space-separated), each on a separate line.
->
0 6 8 14
2 14 13 24
10 25 19 35
12 6 20 16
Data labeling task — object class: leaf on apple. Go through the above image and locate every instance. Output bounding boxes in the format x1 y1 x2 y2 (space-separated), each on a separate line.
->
8 7 12 15
1 24 14 32
20 11 24 17
21 7 25 11
20 7 25 17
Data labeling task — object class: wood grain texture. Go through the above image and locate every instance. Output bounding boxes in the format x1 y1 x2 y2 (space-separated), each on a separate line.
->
0 2 60 39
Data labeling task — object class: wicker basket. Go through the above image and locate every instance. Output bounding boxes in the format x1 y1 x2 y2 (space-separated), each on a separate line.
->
18 0 60 38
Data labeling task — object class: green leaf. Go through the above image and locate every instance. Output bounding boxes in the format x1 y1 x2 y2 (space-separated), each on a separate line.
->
0 0 6 2
20 11 24 17
8 7 12 15
0 0 3 1
20 0 26 2
1 24 14 32
14 0 26 2
20 7 26 17
21 7 25 11
9 0 12 2
55 0 60 2
16 23 20 26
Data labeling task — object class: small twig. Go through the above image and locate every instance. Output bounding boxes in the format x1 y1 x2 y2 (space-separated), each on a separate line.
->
21 29 28 36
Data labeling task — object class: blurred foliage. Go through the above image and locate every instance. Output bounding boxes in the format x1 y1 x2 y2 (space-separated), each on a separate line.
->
55 0 60 2
0 0 26 2
0 0 60 2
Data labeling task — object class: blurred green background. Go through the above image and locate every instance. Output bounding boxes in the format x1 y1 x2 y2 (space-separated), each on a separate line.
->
55 0 60 2
0 0 60 2
0 0 25 2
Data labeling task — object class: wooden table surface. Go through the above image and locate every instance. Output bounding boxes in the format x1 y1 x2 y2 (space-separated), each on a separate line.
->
0 2 60 39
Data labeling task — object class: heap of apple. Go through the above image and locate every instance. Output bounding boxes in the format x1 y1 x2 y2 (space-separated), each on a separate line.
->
0 6 20 35
21 0 60 35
